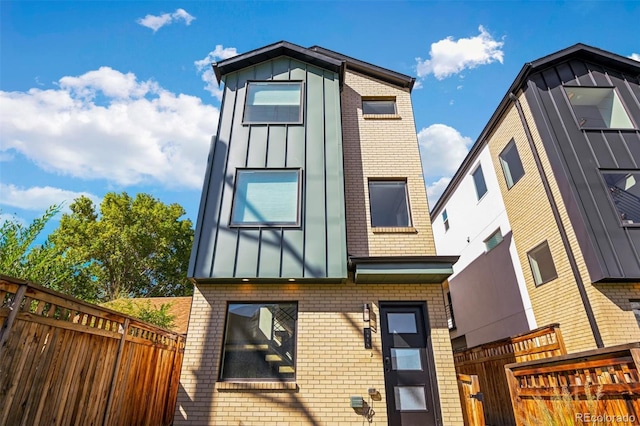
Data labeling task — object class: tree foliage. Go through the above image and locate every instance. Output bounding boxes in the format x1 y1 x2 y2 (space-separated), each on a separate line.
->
101 299 176 330
50 192 194 302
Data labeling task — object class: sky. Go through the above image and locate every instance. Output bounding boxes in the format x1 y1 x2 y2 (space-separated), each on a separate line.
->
1 0 639 239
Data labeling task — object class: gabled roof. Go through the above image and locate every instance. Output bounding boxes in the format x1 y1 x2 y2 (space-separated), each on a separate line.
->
430 43 640 217
212 41 416 91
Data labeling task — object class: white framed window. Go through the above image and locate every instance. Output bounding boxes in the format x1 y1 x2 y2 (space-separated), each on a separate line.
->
220 302 297 381
527 241 557 286
243 81 303 124
499 139 525 189
484 229 504 252
369 180 411 227
565 86 635 130
472 165 488 200
230 169 301 227
601 170 640 226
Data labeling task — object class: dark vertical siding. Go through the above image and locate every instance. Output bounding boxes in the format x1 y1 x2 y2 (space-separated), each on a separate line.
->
526 58 640 281
189 56 347 281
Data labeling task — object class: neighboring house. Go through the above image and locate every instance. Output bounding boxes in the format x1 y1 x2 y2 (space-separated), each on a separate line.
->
431 44 640 354
174 41 464 425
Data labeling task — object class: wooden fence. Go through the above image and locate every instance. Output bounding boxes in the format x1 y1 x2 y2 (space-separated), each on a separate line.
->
457 373 485 426
454 324 566 425
0 275 186 426
506 343 640 426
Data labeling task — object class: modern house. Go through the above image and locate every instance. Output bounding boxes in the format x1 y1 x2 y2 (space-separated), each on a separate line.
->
174 41 464 425
431 44 640 354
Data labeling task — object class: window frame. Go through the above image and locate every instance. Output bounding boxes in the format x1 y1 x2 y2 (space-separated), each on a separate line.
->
368 179 413 228
630 299 640 329
219 301 298 382
499 139 525 189
230 168 302 228
362 96 399 117
600 169 640 228
527 241 558 287
242 81 304 125
471 164 488 201
564 85 637 131
484 228 504 252
442 209 449 232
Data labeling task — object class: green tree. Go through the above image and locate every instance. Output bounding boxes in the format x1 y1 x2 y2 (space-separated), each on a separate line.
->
0 205 78 289
101 299 176 330
50 192 194 302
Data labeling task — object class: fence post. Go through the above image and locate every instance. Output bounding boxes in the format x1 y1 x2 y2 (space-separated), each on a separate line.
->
0 284 28 356
103 318 130 426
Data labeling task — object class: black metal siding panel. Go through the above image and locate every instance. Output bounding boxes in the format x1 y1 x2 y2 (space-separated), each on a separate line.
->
190 56 347 280
526 59 640 281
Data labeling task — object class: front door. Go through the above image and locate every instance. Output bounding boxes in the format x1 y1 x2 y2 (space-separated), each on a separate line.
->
380 303 439 426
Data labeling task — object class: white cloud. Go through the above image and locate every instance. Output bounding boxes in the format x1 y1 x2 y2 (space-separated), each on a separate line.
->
137 8 195 32
0 67 219 188
630 53 640 62
426 177 451 207
0 184 101 213
416 26 504 80
195 45 238 100
418 124 473 177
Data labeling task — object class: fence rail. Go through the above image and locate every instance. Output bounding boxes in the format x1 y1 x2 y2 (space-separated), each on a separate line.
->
0 275 185 426
505 342 640 426
454 324 566 425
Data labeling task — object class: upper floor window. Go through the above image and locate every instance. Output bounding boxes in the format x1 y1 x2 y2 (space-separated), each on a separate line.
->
362 97 397 115
565 86 635 130
472 165 488 200
231 169 301 227
601 170 640 226
243 81 303 124
220 302 297 381
527 241 557 286
499 139 525 189
631 300 640 328
442 209 449 231
484 228 504 252
369 180 411 227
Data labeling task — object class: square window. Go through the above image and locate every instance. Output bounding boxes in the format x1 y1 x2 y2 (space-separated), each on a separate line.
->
369 181 411 227
527 241 557 286
630 300 640 328
484 229 504 252
243 81 303 124
362 98 397 115
442 209 449 231
220 302 297 381
601 170 640 225
231 169 301 226
499 139 525 189
472 165 488 200
565 87 635 129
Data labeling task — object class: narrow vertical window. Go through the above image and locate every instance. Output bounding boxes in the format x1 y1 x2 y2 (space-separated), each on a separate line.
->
499 139 525 189
369 181 411 227
442 209 449 231
527 241 557 286
472 165 488 200
631 300 640 328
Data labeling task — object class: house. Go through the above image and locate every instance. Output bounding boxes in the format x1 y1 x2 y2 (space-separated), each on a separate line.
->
430 44 640 354
174 41 464 425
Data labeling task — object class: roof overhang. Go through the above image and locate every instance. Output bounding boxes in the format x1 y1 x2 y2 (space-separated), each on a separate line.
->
349 256 458 284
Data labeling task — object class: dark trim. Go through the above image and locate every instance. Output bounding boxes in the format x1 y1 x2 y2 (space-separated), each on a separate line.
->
431 43 640 217
349 255 459 267
511 93 604 348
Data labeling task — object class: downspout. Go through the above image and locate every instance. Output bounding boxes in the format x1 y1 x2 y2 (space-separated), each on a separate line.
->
509 92 604 349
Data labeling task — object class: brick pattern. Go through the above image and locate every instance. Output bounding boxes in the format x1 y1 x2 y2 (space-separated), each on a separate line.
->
486 93 640 353
341 70 436 257
175 282 463 425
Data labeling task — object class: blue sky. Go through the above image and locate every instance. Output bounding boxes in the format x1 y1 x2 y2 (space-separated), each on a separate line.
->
1 1 639 238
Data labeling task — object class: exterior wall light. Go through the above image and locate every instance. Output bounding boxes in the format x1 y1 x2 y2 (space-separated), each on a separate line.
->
363 303 370 322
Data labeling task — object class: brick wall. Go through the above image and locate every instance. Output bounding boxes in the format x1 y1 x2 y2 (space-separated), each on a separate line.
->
175 281 463 425
341 70 436 257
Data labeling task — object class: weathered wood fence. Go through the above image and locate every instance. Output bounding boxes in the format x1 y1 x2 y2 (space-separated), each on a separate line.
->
457 373 485 426
454 324 566 425
0 275 186 426
506 342 640 426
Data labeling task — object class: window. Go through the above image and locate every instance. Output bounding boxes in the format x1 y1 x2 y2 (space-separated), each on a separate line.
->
442 209 449 231
362 97 397 115
484 229 504 252
499 139 525 189
527 241 557 286
220 302 297 381
472 165 488 200
631 300 640 328
231 169 301 226
445 291 456 330
565 87 634 129
243 81 302 124
602 171 640 225
369 181 411 227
